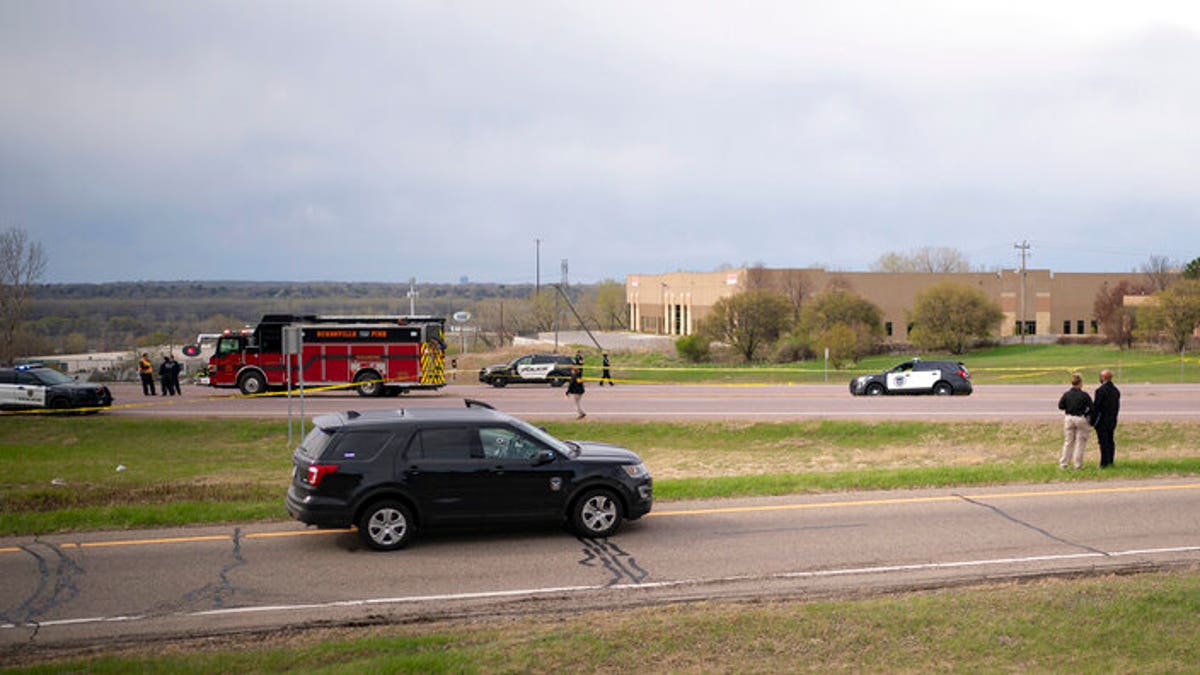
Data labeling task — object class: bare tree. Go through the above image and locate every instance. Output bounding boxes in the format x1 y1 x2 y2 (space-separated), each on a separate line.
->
1139 254 1177 291
871 247 971 273
0 227 48 364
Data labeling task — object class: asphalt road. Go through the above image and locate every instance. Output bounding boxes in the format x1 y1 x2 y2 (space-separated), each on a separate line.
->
107 381 1200 421
3 479 1199 649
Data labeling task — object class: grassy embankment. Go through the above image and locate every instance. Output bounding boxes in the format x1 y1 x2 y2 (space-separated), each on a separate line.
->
3 416 1198 536
575 342 1200 385
7 570 1199 672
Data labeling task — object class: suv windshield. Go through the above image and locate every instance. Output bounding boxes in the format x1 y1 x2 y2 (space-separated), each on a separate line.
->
511 417 572 455
32 369 73 385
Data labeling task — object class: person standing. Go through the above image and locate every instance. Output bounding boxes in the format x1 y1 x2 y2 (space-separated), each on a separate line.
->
1092 369 1121 468
138 352 156 396
600 352 614 386
158 355 174 396
1057 372 1092 470
168 355 184 396
566 366 586 419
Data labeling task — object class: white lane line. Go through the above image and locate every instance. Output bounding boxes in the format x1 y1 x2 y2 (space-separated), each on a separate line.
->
6 545 1198 631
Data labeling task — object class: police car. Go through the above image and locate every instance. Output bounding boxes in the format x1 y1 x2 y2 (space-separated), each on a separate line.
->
0 366 114 412
479 354 575 387
849 359 973 396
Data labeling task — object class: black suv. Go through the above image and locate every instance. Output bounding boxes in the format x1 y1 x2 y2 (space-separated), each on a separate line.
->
478 354 575 387
0 366 114 411
849 359 973 396
286 400 653 550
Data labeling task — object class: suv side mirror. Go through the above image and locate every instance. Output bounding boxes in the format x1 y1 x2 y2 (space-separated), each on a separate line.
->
534 449 557 466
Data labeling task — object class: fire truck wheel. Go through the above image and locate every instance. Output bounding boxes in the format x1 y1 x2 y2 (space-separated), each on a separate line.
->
355 370 384 397
238 371 268 396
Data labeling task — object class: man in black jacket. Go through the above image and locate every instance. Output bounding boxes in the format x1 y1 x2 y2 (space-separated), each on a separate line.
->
1091 369 1121 468
1057 372 1092 470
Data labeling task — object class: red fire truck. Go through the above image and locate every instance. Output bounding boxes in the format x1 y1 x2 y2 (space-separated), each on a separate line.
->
207 314 447 396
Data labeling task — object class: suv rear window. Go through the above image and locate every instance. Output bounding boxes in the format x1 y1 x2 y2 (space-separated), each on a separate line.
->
409 427 482 460
327 430 395 461
297 426 336 461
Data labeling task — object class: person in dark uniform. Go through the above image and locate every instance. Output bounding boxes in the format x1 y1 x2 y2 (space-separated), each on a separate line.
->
566 366 586 419
1091 369 1121 468
1056 372 1092 470
600 352 614 386
168 356 183 395
138 353 156 396
158 356 175 396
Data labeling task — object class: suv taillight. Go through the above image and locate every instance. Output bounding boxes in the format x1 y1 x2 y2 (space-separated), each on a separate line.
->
958 369 969 379
306 464 339 486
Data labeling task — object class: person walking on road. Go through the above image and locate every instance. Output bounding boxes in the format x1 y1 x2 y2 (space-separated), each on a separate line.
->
138 353 156 396
1091 369 1121 468
1057 372 1092 470
566 366 586 419
599 352 614 386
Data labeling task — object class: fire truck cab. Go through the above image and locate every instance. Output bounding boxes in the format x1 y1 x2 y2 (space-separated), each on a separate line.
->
208 314 447 397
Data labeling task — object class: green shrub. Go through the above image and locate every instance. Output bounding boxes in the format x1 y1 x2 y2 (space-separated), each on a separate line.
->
675 334 711 362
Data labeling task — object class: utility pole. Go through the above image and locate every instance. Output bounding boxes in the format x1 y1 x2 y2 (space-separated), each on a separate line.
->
535 238 542 296
407 277 418 315
1014 240 1031 343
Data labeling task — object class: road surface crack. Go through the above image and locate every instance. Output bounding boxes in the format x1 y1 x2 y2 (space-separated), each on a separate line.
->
577 537 649 586
0 540 84 640
955 494 1109 556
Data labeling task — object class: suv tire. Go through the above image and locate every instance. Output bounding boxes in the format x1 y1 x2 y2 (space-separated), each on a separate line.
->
572 488 624 538
358 500 415 551
865 383 885 396
490 377 508 388
933 381 953 396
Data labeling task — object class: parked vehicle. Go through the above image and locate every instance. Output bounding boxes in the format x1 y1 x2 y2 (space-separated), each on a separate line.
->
286 400 653 550
478 353 575 387
849 359 973 396
206 314 447 396
0 366 113 412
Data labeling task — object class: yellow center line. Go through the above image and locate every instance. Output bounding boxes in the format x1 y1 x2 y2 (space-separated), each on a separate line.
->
2 483 1198 553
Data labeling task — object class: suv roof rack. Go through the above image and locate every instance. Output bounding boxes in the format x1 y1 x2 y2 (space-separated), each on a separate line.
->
464 398 495 410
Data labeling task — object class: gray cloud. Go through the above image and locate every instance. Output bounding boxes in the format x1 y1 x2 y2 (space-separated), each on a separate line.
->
2 1 1198 283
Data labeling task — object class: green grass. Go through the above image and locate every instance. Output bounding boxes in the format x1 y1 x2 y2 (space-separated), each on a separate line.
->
8 570 1200 672
3 417 1198 536
584 342 1200 385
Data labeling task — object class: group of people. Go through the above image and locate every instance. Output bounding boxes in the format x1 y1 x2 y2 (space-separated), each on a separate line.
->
137 352 184 396
1057 369 1121 469
564 350 615 420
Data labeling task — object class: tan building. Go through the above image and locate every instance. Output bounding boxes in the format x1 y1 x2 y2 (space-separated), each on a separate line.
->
626 268 1151 342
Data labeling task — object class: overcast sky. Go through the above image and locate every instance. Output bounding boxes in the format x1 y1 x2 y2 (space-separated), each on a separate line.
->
3 1 1199 284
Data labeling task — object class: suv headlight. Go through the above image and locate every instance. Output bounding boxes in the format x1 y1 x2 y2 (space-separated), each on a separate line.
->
622 463 649 479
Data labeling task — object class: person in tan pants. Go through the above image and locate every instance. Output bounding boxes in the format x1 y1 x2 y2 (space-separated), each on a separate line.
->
1057 372 1093 470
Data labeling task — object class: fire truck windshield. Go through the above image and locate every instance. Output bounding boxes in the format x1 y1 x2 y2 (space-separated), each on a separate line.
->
216 337 241 356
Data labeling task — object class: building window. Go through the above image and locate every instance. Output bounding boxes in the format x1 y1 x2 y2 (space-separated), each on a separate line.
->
906 323 914 335
1063 320 1071 335
1091 320 1098 334
1077 320 1085 335
885 321 893 337
1025 321 1036 335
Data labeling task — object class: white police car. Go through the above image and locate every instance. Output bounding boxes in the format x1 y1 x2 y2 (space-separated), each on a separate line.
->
849 359 973 396
0 366 114 412
479 354 575 387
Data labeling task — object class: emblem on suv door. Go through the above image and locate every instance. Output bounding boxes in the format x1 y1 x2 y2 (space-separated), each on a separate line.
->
550 477 563 491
